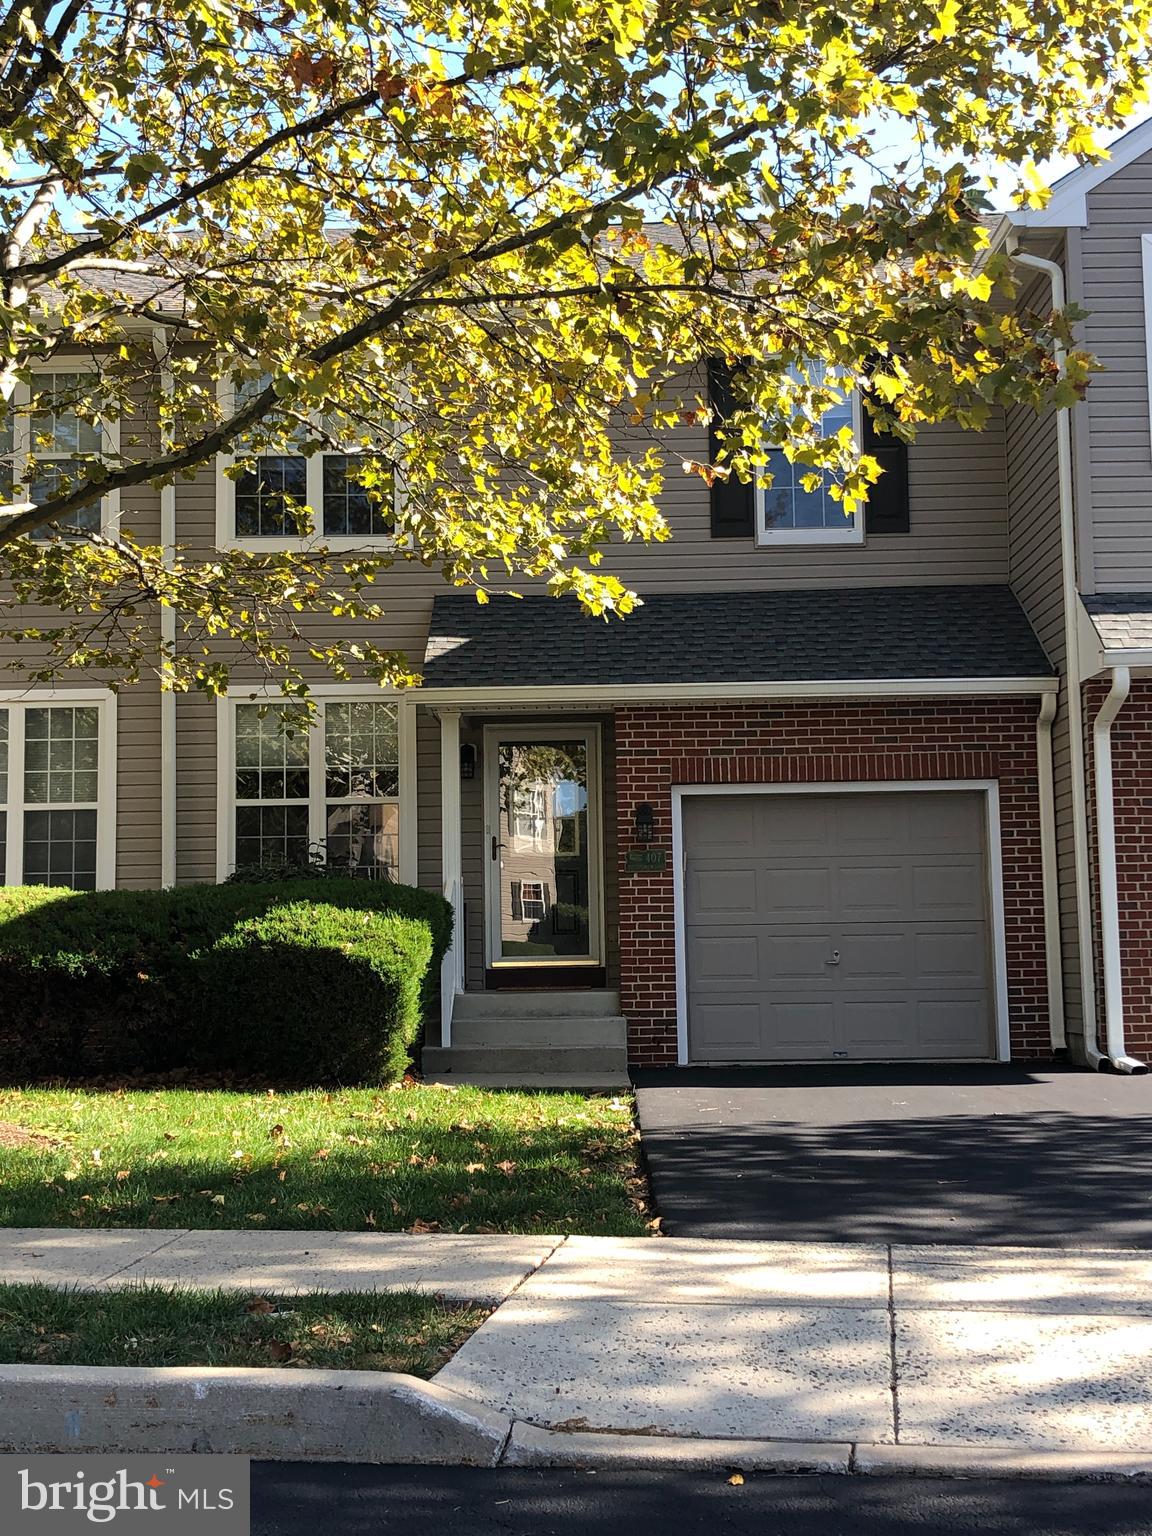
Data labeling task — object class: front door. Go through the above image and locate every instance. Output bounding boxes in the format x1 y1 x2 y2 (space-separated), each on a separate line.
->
484 727 603 969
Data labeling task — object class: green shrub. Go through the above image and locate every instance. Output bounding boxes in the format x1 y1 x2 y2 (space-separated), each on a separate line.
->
0 880 451 1085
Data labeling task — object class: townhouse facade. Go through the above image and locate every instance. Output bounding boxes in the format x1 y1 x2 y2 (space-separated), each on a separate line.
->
7 122 1152 1085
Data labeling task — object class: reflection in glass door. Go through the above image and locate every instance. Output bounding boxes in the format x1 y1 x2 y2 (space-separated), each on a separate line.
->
487 732 600 965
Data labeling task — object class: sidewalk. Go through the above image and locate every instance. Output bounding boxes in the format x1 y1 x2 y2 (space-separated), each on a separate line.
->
4 1228 1152 1460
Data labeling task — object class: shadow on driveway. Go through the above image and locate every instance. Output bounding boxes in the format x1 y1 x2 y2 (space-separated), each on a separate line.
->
632 1063 1152 1246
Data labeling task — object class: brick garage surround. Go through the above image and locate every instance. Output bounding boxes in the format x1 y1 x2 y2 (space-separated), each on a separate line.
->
614 698 1052 1067
1084 677 1152 1058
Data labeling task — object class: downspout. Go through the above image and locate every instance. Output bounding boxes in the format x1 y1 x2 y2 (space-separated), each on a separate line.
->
1035 692 1066 1050
152 328 177 888
1006 238 1103 1066
1092 666 1145 1071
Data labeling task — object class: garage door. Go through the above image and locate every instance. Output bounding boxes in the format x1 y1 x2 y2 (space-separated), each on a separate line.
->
684 791 994 1062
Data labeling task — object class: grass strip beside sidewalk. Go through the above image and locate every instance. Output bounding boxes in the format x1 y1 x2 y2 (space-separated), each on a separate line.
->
0 1083 650 1234
0 1282 487 1375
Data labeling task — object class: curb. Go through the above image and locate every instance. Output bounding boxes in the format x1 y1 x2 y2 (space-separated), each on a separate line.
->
0 1365 511 1465
501 1426 1152 1483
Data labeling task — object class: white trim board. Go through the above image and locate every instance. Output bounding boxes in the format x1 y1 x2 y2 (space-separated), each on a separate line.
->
415 677 1058 708
670 779 1013 1068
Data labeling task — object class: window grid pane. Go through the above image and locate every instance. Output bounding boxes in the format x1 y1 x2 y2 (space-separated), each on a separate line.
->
235 455 308 537
0 710 8 806
761 363 856 535
234 705 310 803
23 807 98 890
24 706 99 806
235 804 310 868
321 455 393 538
323 702 399 877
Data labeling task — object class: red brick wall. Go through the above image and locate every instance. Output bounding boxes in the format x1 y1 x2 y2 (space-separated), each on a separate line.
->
1084 678 1152 1057
614 698 1051 1066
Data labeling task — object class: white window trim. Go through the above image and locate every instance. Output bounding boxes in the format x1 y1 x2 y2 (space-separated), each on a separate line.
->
13 361 121 539
670 779 1011 1068
214 379 398 553
755 389 865 547
1142 233 1152 459
0 688 117 888
215 688 417 882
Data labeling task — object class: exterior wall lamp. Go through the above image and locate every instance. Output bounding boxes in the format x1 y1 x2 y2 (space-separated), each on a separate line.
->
460 743 477 780
633 802 655 843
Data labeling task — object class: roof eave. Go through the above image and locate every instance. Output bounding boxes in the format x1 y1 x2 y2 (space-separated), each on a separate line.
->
415 676 1058 705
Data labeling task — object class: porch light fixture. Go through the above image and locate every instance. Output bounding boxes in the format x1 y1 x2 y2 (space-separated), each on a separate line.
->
634 802 655 843
460 742 477 780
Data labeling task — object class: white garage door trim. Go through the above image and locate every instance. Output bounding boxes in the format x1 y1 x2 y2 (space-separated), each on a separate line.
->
671 780 1012 1066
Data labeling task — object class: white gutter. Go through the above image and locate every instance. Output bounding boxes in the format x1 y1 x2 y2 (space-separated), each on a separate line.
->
413 676 1058 707
1092 666 1145 1072
152 328 177 888
1007 238 1103 1066
1035 691 1066 1050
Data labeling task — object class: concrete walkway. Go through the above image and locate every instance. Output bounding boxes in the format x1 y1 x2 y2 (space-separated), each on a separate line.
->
6 1229 1152 1456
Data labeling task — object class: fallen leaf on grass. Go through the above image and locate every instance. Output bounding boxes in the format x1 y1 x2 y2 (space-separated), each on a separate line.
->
496 1160 518 1176
267 1341 293 1362
407 1218 440 1234
245 1297 276 1315
115 1170 131 1182
727 1473 745 1487
463 1162 486 1174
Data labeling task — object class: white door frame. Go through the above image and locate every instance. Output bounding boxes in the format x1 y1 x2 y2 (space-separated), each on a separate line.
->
482 722 605 970
671 779 1012 1067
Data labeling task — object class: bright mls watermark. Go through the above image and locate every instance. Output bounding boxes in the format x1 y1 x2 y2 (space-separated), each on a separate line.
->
0 1455 249 1532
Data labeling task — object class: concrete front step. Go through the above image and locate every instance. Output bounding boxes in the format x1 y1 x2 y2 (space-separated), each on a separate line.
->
423 1045 628 1077
450 1017 628 1049
423 1071 633 1091
453 989 621 1020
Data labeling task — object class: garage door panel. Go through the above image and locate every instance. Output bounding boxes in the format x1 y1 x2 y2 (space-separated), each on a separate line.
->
911 858 986 919
685 790 995 1064
688 932 760 983
765 1001 837 1054
689 1003 761 1055
912 929 988 983
690 867 760 919
764 933 839 980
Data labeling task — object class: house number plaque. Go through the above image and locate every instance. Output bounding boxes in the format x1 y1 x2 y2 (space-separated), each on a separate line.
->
626 848 667 872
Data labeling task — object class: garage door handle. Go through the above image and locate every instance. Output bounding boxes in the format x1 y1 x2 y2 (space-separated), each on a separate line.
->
825 951 841 966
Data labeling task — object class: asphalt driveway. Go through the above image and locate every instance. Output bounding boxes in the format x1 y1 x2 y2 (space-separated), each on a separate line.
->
632 1063 1152 1246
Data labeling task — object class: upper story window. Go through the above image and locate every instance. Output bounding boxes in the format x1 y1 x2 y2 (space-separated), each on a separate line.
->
756 363 863 547
0 693 115 888
218 375 396 551
1 369 119 538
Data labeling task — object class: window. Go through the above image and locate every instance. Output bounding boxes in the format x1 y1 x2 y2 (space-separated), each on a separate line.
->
1 370 119 538
519 879 547 921
756 362 863 546
227 698 401 878
511 784 549 849
219 378 395 549
0 696 114 888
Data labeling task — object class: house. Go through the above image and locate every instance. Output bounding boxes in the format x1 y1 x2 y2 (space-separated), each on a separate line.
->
7 120 1152 1087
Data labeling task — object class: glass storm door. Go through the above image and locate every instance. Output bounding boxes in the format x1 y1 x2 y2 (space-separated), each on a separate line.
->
485 729 602 966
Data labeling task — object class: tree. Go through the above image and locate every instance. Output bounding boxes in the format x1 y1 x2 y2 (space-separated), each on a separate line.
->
0 0 1145 695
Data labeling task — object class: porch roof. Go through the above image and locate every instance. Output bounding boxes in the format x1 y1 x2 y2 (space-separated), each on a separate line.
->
1083 593 1152 652
421 584 1054 690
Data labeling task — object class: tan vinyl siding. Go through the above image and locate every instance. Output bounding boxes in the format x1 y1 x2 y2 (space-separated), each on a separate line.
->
117 681 163 886
176 690 218 883
1081 154 1152 587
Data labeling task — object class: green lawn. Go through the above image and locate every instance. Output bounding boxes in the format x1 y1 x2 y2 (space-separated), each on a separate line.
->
0 1283 486 1373
0 1084 650 1234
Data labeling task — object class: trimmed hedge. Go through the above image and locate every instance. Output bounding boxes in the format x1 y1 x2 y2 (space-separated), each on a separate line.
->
0 880 452 1085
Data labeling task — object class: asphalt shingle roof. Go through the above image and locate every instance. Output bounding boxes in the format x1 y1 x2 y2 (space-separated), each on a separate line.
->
1083 594 1152 652
422 585 1053 688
